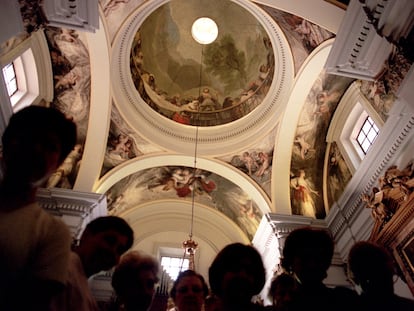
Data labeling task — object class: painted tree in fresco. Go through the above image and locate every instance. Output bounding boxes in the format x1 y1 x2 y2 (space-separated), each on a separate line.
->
204 34 247 92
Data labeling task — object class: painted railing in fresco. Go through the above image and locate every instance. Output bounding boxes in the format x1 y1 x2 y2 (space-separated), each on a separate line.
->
137 71 272 127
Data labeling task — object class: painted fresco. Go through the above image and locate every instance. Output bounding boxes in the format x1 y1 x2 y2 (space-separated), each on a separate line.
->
326 142 352 208
99 0 146 42
130 0 274 126
44 27 91 143
7 0 353 218
219 128 277 198
359 50 412 122
259 6 334 74
100 0 336 200
41 27 92 189
102 0 131 17
0 2 91 190
46 144 83 189
101 105 163 176
106 166 263 239
290 72 353 219
100 0 333 78
13 1 92 141
228 150 272 193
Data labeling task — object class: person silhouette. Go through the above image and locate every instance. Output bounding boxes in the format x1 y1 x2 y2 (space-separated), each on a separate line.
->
50 216 134 311
208 243 266 311
348 241 414 311
170 269 209 311
267 272 297 311
111 250 160 311
0 105 77 310
281 227 358 311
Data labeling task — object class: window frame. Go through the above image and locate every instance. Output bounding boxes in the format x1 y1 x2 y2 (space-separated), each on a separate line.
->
327 81 384 173
2 62 18 97
3 50 34 110
0 30 53 113
157 244 192 281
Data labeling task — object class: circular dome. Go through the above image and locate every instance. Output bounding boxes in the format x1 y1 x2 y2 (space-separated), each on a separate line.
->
111 0 294 154
130 0 275 127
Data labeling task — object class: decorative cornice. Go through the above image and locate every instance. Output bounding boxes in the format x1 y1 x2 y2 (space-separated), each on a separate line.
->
324 0 413 80
37 187 107 240
41 0 99 32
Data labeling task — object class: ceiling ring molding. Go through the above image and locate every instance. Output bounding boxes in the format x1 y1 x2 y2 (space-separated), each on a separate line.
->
110 0 294 156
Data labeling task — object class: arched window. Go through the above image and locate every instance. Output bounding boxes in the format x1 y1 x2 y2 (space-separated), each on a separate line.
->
327 81 383 173
0 30 54 114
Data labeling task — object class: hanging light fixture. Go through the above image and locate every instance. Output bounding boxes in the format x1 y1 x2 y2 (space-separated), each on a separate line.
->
180 17 219 272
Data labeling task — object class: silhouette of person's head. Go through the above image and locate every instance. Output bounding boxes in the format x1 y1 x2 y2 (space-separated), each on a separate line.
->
112 250 159 311
348 241 395 296
170 269 209 311
281 227 334 285
268 273 297 310
1 105 76 196
76 216 134 277
208 243 265 310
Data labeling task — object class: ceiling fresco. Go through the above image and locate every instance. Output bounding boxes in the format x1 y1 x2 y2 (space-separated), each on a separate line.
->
258 5 334 74
290 71 353 218
218 127 277 199
102 105 164 176
131 0 274 126
43 0 340 227
44 27 91 144
5 0 414 294
326 141 352 208
106 166 264 240
359 51 412 122
9 0 369 238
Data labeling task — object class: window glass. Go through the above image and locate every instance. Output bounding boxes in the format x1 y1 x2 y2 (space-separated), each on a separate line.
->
161 256 189 280
2 62 18 97
356 116 379 154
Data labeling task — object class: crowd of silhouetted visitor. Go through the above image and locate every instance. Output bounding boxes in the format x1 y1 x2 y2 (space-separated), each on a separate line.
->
1 106 414 311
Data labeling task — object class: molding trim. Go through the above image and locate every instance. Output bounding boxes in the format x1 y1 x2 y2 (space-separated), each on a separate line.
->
37 187 107 241
42 0 99 32
324 0 410 80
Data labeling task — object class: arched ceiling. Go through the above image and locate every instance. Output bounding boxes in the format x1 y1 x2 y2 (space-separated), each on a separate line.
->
72 0 348 254
18 0 350 273
94 0 342 242
120 200 250 279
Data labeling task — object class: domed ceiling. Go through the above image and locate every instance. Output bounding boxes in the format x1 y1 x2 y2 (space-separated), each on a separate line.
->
110 0 293 155
15 0 374 271
131 0 275 127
